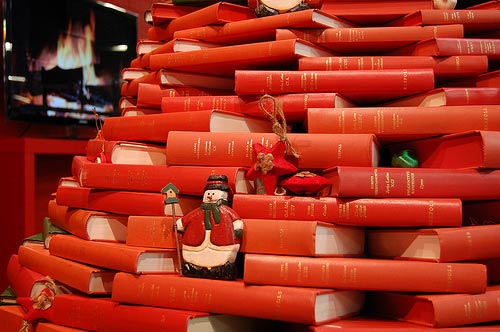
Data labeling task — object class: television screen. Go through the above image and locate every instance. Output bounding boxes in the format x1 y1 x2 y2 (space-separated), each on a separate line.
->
3 0 137 126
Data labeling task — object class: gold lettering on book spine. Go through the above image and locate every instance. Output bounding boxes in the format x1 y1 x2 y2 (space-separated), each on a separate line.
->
402 69 408 90
428 200 435 225
283 200 289 218
338 202 349 220
274 290 283 318
446 264 453 291
337 143 343 161
280 262 289 280
375 110 384 133
483 108 489 130
354 203 367 219
371 168 379 196
466 231 473 258
270 201 277 218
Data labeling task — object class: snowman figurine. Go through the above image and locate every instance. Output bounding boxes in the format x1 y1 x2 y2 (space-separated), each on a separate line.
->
175 175 243 280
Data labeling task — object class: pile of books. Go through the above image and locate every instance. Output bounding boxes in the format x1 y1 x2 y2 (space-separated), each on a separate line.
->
2 0 500 331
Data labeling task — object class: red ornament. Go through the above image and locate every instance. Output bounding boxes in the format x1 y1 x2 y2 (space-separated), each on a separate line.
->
245 141 297 195
280 171 331 196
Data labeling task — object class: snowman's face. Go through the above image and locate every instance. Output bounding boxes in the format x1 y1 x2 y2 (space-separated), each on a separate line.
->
203 188 228 203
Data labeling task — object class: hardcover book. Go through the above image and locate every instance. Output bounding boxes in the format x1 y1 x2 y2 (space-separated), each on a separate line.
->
366 224 500 262
112 272 365 325
240 219 365 257
243 254 487 293
366 286 500 328
85 140 166 165
231 194 463 227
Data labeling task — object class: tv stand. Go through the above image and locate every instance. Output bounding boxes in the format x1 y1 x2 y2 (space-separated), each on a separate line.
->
0 136 87 290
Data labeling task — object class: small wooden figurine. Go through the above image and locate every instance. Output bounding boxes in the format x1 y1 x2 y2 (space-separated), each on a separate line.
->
175 175 243 280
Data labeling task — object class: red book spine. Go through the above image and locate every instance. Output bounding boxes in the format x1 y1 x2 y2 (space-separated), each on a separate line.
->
366 286 500 328
148 3 201 26
323 166 500 200
297 55 489 80
165 131 379 170
392 37 500 58
388 9 500 27
161 93 355 123
111 272 363 325
231 194 463 227
78 163 253 196
55 186 201 216
306 105 500 142
136 83 232 109
243 254 487 294
234 69 435 103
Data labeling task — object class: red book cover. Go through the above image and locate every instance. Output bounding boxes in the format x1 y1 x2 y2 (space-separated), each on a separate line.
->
387 130 500 169
111 272 365 325
135 39 164 55
120 67 152 81
367 224 500 262
172 9 357 45
390 37 500 61
381 87 500 107
160 92 356 123
387 9 500 35
234 69 435 105
121 105 162 117
240 219 365 257
120 69 234 98
77 162 254 195
126 215 178 249
6 254 45 298
306 105 500 142
136 82 233 109
146 2 201 26
85 139 166 165
47 199 128 242
243 254 487 294
101 110 273 143
165 131 380 170
275 24 464 53
55 185 202 216
48 234 179 274
157 2 256 41
139 38 222 69
231 194 463 227
149 38 333 76
323 166 500 200
17 244 115 295
366 286 500 328
297 55 489 81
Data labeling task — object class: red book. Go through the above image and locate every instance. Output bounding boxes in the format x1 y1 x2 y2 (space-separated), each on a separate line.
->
281 315 500 331
145 3 201 26
13 292 267 332
76 162 255 195
139 38 223 69
149 38 333 76
387 130 500 169
380 87 500 107
387 9 500 35
165 131 380 170
443 68 500 88
173 9 357 45
231 194 463 227
320 0 433 26
6 254 46 298
17 244 115 294
47 199 128 242
366 286 500 328
240 219 365 257
160 92 356 123
136 82 233 109
120 69 234 98
367 224 500 262
243 254 487 294
306 105 500 142
49 234 179 274
121 105 162 117
156 2 256 41
135 39 164 55
120 67 152 81
390 37 500 61
323 166 500 200
297 55 489 81
118 96 136 109
111 272 365 325
126 215 178 249
55 185 202 216
275 24 464 53
234 69 435 105
85 139 166 165
101 110 273 143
